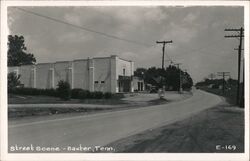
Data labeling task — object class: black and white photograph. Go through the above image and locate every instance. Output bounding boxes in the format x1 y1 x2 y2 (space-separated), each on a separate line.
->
0 1 249 161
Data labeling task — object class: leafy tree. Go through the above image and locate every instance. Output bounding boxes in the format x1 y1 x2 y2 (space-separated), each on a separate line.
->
134 68 147 79
165 65 180 90
181 71 193 89
135 65 193 91
8 72 21 90
8 35 36 66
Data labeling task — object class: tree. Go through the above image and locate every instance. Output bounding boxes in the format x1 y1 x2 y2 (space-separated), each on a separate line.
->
8 35 36 66
182 71 193 89
136 65 193 91
8 72 21 90
56 80 71 100
134 68 147 79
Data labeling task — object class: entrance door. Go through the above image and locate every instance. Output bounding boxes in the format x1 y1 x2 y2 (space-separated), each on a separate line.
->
118 76 131 92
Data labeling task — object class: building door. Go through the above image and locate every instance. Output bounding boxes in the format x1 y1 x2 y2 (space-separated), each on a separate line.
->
118 76 131 92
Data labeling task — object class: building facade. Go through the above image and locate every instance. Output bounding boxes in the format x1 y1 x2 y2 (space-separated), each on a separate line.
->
8 55 135 93
133 76 145 92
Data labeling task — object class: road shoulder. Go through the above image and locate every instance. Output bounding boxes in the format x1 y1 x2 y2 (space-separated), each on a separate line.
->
107 101 244 153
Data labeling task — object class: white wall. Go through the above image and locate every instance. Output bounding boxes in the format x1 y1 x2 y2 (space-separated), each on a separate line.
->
36 63 54 89
19 65 35 88
116 58 134 78
93 57 112 92
54 61 73 88
7 56 135 93
73 59 89 90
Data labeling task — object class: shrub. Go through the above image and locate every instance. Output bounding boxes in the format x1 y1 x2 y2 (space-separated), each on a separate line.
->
78 90 89 99
104 92 112 99
8 72 21 90
92 91 104 99
44 88 57 96
71 88 83 99
56 80 71 100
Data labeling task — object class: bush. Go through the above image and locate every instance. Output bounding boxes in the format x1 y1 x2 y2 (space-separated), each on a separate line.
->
104 92 112 99
8 87 57 97
92 91 104 99
44 88 57 96
8 72 21 90
78 90 89 99
8 85 113 100
56 80 71 100
71 88 83 99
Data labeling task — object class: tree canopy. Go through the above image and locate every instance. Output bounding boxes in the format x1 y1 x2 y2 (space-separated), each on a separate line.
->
134 65 193 90
8 35 36 66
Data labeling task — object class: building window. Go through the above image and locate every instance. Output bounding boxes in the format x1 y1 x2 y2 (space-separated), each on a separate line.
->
94 81 99 84
101 81 105 84
123 68 125 76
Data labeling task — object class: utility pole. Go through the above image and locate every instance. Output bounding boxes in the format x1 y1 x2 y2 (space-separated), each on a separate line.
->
217 72 230 94
208 73 216 80
156 40 173 69
225 27 244 105
174 63 182 93
234 48 245 107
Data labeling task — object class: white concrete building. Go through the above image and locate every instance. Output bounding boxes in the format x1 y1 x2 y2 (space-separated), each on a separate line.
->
8 55 135 93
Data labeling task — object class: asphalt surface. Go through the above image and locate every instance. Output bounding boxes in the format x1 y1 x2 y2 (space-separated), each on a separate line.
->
8 90 222 153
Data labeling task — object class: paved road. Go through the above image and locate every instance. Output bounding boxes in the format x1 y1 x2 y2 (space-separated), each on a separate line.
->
8 90 222 152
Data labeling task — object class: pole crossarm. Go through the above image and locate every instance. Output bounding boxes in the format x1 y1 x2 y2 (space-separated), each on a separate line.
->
225 35 244 38
217 72 230 94
225 29 244 31
234 48 244 50
156 40 173 69
224 27 244 105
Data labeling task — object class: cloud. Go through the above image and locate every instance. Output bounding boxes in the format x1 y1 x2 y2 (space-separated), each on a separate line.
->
64 12 82 25
8 6 244 82
57 32 93 43
162 23 198 43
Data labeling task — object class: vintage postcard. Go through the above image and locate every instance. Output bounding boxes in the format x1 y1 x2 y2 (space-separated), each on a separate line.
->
0 1 249 161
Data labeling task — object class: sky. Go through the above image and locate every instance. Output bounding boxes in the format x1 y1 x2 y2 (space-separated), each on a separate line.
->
8 6 244 82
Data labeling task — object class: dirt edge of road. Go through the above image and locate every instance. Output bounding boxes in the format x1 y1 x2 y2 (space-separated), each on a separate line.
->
107 100 244 153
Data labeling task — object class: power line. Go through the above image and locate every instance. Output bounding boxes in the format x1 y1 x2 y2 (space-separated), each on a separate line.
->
14 7 152 47
225 27 244 105
217 72 230 94
156 40 173 69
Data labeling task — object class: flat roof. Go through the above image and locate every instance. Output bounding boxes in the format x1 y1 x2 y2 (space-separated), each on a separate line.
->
8 55 134 67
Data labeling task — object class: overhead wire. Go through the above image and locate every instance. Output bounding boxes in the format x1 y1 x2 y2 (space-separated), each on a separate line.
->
14 7 153 47
14 7 238 69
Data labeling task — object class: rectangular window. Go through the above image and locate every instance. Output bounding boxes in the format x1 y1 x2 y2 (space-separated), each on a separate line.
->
123 68 125 76
101 81 105 83
94 81 98 84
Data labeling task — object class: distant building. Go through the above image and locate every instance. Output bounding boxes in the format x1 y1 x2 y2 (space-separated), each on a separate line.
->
8 55 135 93
133 76 145 92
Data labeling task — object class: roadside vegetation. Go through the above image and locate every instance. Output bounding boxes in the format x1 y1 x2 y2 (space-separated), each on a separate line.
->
134 66 193 91
195 78 244 107
8 73 113 100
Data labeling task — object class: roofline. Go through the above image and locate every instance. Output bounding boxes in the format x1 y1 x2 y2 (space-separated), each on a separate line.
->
8 55 134 67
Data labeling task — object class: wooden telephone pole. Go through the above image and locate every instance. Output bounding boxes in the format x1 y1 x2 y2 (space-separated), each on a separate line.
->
174 63 182 93
156 40 173 69
217 72 230 94
225 27 244 105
